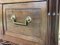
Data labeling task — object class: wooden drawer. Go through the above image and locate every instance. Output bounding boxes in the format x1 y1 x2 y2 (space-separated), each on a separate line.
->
3 1 47 45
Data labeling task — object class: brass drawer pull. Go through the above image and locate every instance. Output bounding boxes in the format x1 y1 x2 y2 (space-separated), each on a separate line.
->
11 15 32 26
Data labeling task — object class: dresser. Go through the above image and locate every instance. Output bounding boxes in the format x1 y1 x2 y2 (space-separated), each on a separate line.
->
0 0 59 45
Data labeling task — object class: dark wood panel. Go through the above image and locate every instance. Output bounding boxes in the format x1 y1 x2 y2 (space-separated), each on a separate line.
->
47 0 59 45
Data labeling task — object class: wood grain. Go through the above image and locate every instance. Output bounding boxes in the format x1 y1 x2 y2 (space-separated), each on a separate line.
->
0 0 43 3
3 35 40 45
3 1 47 45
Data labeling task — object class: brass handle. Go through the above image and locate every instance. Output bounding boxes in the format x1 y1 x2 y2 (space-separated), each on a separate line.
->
11 15 32 26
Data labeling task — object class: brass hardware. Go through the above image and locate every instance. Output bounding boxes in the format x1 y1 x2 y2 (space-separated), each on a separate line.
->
11 15 32 26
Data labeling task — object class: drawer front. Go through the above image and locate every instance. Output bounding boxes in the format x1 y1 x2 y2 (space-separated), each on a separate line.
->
6 8 41 37
3 1 47 45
